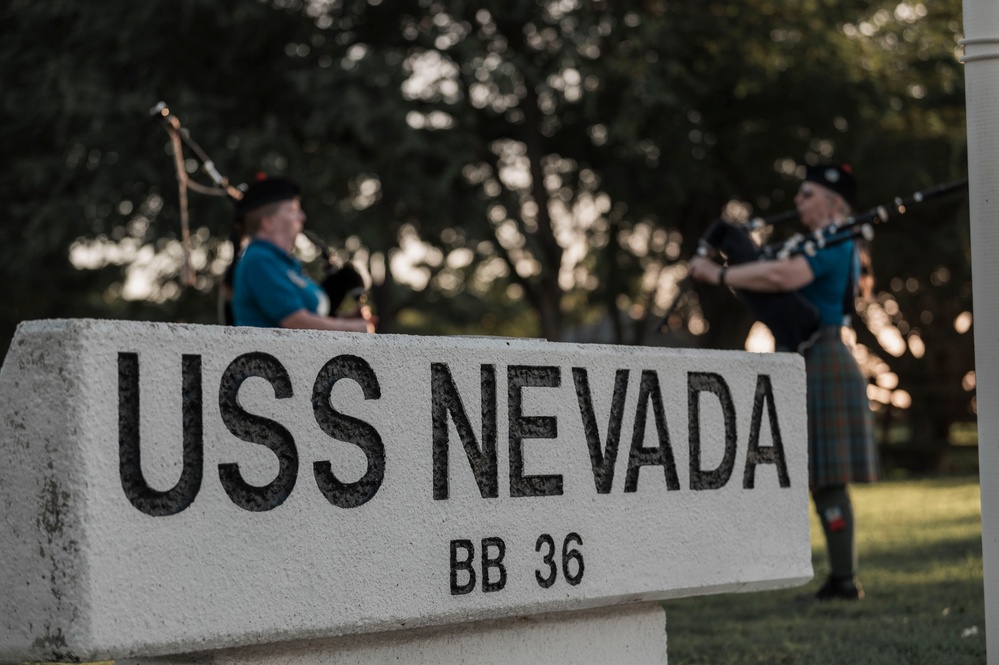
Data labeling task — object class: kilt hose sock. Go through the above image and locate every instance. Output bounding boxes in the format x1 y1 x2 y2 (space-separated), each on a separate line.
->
813 484 857 579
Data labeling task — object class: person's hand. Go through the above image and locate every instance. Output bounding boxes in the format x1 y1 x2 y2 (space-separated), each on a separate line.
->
347 304 378 333
359 305 378 334
688 256 723 284
340 303 378 333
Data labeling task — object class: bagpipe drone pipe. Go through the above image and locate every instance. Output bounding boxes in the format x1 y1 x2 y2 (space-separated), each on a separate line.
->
150 101 368 324
659 177 968 351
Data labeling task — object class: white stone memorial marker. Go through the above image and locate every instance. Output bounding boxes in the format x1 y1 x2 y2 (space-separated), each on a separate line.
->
0 319 811 663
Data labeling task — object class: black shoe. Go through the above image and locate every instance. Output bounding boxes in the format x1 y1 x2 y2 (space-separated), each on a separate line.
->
815 575 864 601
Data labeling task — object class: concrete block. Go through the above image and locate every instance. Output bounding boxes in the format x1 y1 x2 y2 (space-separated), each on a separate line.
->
117 603 668 665
0 319 811 662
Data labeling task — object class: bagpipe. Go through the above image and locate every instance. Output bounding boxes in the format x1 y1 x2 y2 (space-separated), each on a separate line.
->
301 230 368 311
659 177 969 351
150 102 368 323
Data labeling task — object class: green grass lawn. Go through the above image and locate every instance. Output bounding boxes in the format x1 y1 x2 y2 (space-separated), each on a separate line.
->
662 475 987 665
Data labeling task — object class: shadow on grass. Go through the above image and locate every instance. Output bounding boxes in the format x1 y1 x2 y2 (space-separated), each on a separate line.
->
863 531 982 571
664 574 986 665
662 476 987 665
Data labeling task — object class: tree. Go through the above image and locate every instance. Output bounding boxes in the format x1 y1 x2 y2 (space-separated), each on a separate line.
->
0 0 973 468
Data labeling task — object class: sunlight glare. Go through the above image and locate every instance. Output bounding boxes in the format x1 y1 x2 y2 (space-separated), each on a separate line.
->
962 371 976 391
861 300 907 357
745 322 775 353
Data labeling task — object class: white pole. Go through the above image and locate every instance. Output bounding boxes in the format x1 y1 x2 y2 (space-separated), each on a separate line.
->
962 1 999 661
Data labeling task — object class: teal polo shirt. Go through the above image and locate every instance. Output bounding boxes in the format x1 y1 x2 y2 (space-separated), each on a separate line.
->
798 239 858 326
232 239 329 327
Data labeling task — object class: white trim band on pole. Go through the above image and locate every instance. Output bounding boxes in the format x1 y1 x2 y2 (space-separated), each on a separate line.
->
959 37 999 62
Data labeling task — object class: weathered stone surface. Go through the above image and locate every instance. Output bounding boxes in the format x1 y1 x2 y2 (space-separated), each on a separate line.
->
0 319 810 662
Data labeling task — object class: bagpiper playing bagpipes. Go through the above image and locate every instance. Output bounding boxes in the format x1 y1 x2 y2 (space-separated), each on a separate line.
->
150 102 375 333
660 169 967 353
678 162 966 602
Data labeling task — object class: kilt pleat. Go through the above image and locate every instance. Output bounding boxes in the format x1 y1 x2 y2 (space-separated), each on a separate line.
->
804 334 879 489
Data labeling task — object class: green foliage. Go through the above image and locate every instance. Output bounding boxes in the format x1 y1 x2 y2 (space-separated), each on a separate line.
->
0 0 972 462
663 476 986 664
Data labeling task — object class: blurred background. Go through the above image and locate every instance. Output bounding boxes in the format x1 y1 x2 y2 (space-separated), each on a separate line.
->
0 0 973 476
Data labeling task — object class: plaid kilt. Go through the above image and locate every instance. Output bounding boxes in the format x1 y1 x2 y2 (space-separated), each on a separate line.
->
803 332 879 489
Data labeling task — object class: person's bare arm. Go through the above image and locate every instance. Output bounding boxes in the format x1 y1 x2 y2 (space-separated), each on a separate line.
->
279 309 375 333
688 255 814 292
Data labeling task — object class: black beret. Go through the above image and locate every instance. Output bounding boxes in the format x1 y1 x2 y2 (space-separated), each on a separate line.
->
235 175 300 218
804 164 857 209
